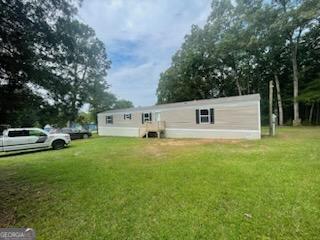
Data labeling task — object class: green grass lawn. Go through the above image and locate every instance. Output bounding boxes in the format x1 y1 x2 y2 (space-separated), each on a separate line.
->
0 127 320 239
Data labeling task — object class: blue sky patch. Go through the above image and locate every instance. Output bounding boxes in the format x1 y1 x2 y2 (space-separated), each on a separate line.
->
79 0 211 106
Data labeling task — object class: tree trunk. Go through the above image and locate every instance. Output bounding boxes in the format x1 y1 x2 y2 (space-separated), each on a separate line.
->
309 103 315 124
235 77 242 96
291 38 301 126
274 74 283 126
232 57 242 96
269 80 274 136
70 64 79 126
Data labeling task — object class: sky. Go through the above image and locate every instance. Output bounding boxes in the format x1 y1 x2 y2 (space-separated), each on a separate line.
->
79 0 212 107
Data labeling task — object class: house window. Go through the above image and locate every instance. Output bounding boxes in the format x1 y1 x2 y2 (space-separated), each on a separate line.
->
144 113 151 122
106 115 113 124
142 112 152 123
124 113 132 120
155 112 161 122
196 108 214 124
199 109 210 123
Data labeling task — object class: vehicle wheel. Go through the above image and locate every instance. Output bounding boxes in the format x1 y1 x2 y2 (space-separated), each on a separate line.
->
52 140 65 150
82 134 89 139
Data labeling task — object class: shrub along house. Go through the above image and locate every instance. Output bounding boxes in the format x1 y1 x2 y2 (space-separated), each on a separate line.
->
97 94 261 139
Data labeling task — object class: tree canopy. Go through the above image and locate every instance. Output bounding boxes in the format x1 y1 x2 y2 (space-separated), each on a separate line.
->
0 0 132 127
157 0 320 125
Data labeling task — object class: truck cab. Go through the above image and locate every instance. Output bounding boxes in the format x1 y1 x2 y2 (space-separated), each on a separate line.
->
0 128 71 152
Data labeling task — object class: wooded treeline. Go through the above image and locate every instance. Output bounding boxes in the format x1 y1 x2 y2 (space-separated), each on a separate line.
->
0 0 132 127
157 0 320 125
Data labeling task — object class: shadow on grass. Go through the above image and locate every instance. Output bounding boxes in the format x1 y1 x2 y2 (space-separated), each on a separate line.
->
0 146 71 159
0 168 52 227
0 146 73 226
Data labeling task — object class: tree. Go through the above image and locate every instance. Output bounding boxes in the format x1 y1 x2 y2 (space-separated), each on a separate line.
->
272 0 320 125
0 84 59 127
298 25 320 124
50 19 111 125
87 80 117 123
0 0 116 127
76 112 93 125
298 78 320 123
113 99 134 110
157 0 320 125
157 0 265 104
247 4 288 125
0 0 79 124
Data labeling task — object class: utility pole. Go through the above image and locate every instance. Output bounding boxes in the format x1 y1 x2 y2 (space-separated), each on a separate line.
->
269 80 274 136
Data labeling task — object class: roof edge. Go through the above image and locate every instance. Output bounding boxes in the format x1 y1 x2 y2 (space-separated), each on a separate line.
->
98 93 260 115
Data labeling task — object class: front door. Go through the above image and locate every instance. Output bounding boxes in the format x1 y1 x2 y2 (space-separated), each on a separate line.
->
155 112 161 122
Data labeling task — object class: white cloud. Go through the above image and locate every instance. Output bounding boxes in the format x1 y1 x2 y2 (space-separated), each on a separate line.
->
79 0 211 106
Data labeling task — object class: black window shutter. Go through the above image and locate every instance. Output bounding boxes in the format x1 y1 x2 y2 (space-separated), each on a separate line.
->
210 108 214 124
149 112 152 121
141 113 144 124
196 109 199 124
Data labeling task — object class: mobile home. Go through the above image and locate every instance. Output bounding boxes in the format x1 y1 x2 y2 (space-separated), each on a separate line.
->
97 94 261 140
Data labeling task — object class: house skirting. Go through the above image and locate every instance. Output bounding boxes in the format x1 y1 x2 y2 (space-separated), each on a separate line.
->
98 127 260 140
165 128 260 140
99 127 139 137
